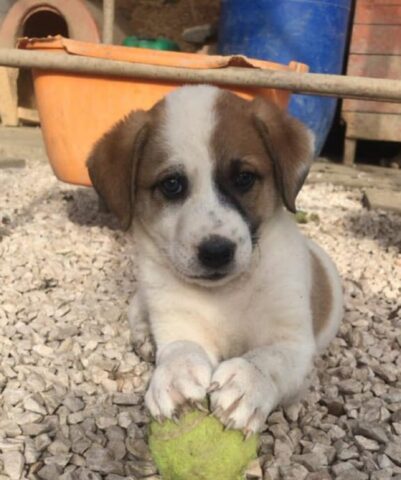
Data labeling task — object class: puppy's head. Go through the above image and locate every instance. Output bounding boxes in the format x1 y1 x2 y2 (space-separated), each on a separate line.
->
87 86 313 285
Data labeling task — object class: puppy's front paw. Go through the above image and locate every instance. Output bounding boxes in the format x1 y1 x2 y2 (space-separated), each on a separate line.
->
128 296 155 362
131 331 155 363
209 357 276 435
145 344 212 420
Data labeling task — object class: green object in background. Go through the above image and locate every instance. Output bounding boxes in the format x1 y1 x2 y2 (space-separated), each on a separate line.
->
122 36 180 51
295 210 308 224
295 210 320 224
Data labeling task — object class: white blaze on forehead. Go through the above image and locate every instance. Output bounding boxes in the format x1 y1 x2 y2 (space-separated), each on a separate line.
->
161 85 219 170
149 85 253 280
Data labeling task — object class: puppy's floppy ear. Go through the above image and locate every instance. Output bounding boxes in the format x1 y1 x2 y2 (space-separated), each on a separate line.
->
87 111 149 230
251 98 314 213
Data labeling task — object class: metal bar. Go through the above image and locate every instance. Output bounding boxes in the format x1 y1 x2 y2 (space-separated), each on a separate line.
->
102 0 115 44
1 48 401 103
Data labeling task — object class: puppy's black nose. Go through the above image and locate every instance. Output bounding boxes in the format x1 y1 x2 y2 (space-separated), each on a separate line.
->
198 235 236 269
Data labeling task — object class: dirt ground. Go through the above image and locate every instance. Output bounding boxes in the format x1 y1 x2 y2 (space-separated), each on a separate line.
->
117 0 220 51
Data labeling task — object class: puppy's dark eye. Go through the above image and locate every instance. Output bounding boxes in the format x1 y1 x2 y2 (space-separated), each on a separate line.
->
159 174 187 200
233 171 257 193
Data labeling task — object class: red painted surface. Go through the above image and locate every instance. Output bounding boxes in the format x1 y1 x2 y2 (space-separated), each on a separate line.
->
0 0 100 47
343 0 401 144
347 54 401 78
357 0 401 5
355 3 401 24
350 24 401 54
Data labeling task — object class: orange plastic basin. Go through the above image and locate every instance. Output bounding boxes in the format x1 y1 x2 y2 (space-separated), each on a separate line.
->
19 37 308 187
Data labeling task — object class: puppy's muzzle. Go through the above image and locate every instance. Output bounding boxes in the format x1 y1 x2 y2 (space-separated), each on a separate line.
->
197 235 236 271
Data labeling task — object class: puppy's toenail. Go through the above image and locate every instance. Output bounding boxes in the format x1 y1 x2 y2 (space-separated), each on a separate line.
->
207 382 220 393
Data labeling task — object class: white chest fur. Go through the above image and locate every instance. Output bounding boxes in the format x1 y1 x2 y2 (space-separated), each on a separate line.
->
134 211 314 364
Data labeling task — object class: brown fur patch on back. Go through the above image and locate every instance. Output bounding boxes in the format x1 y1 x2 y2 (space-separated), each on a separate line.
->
310 249 333 336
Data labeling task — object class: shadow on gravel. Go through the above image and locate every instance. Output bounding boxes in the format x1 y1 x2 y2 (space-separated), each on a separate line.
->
63 187 120 230
2 187 59 232
343 209 401 251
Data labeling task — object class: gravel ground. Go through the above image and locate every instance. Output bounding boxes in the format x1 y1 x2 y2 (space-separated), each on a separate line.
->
0 155 400 480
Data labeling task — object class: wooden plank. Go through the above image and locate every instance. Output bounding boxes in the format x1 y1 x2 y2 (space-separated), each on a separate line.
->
357 0 401 5
357 162 401 178
312 161 401 179
308 171 401 190
350 25 401 54
0 157 26 169
362 188 401 212
344 138 357 165
308 162 401 191
308 173 400 190
0 66 18 126
17 107 40 125
355 3 401 24
343 98 401 114
344 55 401 113
347 54 401 78
342 111 401 141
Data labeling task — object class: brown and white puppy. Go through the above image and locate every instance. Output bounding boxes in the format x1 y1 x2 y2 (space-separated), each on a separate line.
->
87 85 343 436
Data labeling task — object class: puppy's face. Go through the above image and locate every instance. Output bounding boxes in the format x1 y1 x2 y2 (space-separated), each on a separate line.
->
87 86 313 285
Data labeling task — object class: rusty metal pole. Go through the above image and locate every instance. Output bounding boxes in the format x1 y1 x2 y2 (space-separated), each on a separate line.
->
1 48 401 103
102 0 115 44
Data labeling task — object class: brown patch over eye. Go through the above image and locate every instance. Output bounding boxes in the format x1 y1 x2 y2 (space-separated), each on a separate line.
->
251 97 313 213
229 159 261 194
211 91 280 236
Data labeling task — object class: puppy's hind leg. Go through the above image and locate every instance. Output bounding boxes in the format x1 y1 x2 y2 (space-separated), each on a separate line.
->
128 293 155 362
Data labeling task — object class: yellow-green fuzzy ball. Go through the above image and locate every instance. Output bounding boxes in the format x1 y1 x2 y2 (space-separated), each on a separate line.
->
148 410 259 480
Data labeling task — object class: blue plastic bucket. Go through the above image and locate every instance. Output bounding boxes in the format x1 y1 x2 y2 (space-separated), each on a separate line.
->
218 0 352 154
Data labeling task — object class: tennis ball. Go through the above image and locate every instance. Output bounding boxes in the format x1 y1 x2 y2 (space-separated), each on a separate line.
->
148 409 259 480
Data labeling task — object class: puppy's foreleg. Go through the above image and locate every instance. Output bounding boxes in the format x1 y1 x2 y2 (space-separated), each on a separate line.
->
209 340 315 435
127 293 154 361
145 340 215 420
